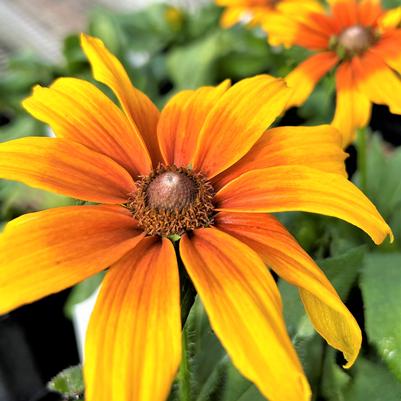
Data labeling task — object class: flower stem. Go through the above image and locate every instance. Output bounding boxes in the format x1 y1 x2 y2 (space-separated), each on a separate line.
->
179 327 191 401
357 126 368 192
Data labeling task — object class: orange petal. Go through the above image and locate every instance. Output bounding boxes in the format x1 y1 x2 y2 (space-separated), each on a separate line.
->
80 34 162 164
23 78 152 177
216 212 362 367
0 205 143 314
330 1 359 30
371 30 401 75
214 125 347 189
192 75 292 178
157 80 230 166
180 228 311 401
352 51 401 115
85 237 181 401
0 137 135 203
332 61 371 147
216 166 393 245
285 52 338 109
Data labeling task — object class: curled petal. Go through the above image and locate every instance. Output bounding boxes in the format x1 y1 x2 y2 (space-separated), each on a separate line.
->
216 166 393 245
216 212 362 367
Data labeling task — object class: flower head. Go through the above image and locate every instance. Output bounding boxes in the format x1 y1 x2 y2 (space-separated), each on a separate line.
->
263 0 401 146
0 34 393 401
216 0 323 28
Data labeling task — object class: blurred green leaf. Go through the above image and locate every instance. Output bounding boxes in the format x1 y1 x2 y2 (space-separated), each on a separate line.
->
64 272 104 319
343 357 401 401
48 365 84 400
360 252 401 381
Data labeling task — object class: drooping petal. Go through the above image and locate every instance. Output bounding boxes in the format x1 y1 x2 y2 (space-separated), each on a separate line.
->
214 125 347 189
216 166 393 245
0 205 143 314
85 237 181 401
371 30 401 75
180 228 311 401
192 75 292 178
80 34 162 164
0 137 135 203
157 80 230 167
353 51 401 115
285 52 338 109
23 78 152 177
332 61 371 147
216 212 361 367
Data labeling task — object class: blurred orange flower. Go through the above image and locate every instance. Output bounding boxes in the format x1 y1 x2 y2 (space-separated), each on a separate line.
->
216 0 322 28
263 0 401 146
0 34 393 401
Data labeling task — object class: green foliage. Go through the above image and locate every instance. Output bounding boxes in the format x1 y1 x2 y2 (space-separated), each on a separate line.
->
48 365 84 400
361 253 401 381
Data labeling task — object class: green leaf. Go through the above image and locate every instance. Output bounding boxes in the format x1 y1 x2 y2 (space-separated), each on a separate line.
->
64 272 104 319
48 365 84 400
166 30 228 89
360 252 401 381
343 357 401 401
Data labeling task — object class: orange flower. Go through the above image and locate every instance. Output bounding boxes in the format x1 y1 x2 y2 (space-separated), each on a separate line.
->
263 0 401 146
0 34 393 401
216 0 323 28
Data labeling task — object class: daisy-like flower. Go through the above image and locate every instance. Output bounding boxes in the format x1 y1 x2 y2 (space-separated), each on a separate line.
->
0 34 393 401
262 0 401 146
216 0 323 29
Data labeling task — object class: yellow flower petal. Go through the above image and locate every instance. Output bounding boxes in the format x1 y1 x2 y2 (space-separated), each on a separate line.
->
85 237 181 401
192 75 292 178
157 80 230 167
0 205 143 314
23 78 152 177
214 124 347 189
80 33 162 164
0 137 135 203
216 212 362 368
216 166 393 245
180 228 311 401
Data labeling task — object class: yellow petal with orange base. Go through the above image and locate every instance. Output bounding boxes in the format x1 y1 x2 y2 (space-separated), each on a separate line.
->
180 228 311 401
0 137 135 203
23 78 152 177
192 75 292 178
157 80 230 167
213 125 347 189
353 52 401 115
285 52 338 109
216 166 393 245
85 237 181 401
0 205 144 314
216 212 362 368
80 34 162 164
371 30 401 75
332 61 371 147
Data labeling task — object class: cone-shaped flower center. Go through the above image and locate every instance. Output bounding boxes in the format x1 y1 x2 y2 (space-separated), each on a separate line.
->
128 165 215 237
147 171 197 211
338 25 375 55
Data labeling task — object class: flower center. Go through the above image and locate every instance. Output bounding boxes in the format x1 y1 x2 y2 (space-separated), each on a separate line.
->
338 25 375 56
128 165 215 237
